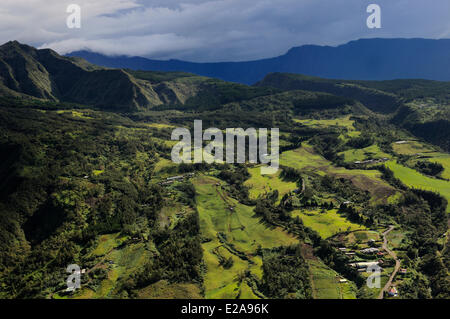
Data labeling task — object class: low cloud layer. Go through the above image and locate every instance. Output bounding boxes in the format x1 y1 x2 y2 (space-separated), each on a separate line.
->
0 0 449 61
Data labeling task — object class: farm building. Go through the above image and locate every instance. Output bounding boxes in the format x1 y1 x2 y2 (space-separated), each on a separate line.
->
388 287 398 297
345 252 356 256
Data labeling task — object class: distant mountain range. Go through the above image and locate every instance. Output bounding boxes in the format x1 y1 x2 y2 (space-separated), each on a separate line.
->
67 38 450 84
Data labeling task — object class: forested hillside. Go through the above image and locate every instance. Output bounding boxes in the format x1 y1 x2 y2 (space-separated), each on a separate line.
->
258 73 450 152
0 42 448 300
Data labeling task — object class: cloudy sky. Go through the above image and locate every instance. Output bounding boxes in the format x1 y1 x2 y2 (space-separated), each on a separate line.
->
0 0 449 62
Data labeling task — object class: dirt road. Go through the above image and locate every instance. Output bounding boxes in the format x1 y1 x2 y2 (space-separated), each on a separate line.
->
377 226 401 299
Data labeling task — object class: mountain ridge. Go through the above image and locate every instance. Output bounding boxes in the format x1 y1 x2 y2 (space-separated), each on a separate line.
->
67 38 450 84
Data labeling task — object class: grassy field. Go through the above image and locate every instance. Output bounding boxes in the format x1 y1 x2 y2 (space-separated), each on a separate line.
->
348 230 380 244
157 203 191 230
59 232 157 299
413 153 450 180
194 175 297 299
308 260 357 299
386 229 408 249
145 123 175 129
280 144 332 173
294 115 360 138
244 166 297 202
281 146 396 204
292 209 366 239
429 155 450 180
386 161 450 212
153 156 177 173
359 266 393 299
431 155 450 180
90 233 127 257
328 166 397 204
392 140 435 155
137 280 202 299
332 230 381 247
339 144 391 163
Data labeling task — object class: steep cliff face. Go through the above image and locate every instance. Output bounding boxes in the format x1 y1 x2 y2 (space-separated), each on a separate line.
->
0 41 207 111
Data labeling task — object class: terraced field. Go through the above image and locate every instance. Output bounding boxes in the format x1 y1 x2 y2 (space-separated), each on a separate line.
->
244 166 298 202
193 175 298 299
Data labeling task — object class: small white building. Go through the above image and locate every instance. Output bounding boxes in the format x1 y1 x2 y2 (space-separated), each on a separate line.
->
361 247 379 254
349 261 379 269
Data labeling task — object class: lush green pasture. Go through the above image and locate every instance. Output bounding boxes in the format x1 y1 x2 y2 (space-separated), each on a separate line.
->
294 116 358 135
328 166 397 204
292 209 366 239
137 280 202 299
349 230 380 244
153 156 177 173
431 155 450 180
90 233 127 257
194 175 297 299
385 161 450 212
70 233 154 299
244 166 297 202
333 230 381 247
359 267 392 299
56 109 93 119
280 145 331 173
415 153 450 180
308 260 357 299
145 122 175 129
281 146 396 203
392 141 434 155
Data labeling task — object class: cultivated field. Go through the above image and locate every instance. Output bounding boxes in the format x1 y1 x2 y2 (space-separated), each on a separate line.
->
194 175 297 299
244 166 298 202
386 161 450 212
291 209 366 239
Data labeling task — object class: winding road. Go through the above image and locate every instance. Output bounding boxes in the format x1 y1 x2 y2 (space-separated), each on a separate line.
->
377 225 401 299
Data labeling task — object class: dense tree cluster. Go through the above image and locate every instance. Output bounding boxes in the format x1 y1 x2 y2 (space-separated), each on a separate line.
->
261 245 312 299
414 161 444 177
